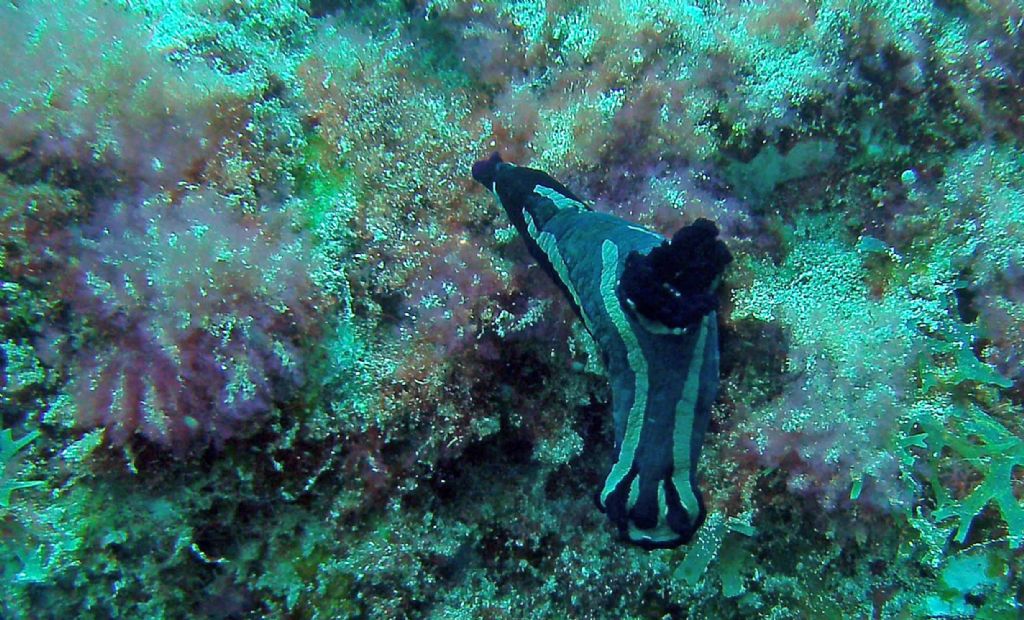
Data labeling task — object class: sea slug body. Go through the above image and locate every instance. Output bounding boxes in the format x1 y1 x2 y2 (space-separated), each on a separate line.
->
472 152 731 549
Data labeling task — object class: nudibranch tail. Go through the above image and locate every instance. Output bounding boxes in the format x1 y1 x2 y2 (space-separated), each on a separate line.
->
472 153 731 549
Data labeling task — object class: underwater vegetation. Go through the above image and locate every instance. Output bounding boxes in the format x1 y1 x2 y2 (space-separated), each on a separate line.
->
0 0 1022 618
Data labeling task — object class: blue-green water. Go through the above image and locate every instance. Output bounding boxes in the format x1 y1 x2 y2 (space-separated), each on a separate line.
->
1 1 1021 617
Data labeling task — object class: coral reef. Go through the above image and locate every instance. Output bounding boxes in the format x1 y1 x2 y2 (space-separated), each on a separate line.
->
1 0 1022 618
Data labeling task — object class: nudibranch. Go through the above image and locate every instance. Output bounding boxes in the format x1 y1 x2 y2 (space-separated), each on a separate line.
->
472 152 731 549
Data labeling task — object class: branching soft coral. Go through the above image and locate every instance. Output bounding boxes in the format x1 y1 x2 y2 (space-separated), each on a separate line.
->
732 218 925 511
892 144 1024 388
732 206 1024 550
67 190 315 450
430 0 852 168
0 0 242 192
299 22 491 303
296 22 541 426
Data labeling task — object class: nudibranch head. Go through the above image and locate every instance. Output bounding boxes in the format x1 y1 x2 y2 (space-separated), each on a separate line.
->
471 151 504 189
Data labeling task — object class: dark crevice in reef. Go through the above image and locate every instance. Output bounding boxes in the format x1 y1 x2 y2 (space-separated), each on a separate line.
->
563 400 614 492
308 0 423 36
422 429 564 593
719 318 790 410
0 149 118 205
751 467 915 613
637 590 686 619
306 0 345 19
847 38 977 156
429 425 535 505
954 283 980 324
307 0 396 20
706 108 766 164
751 469 835 566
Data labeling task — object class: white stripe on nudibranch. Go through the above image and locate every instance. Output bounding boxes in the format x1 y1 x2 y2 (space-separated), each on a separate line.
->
670 313 710 518
522 209 596 335
627 224 665 241
622 481 679 545
626 481 680 544
598 239 649 507
533 184 587 212
627 475 641 510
